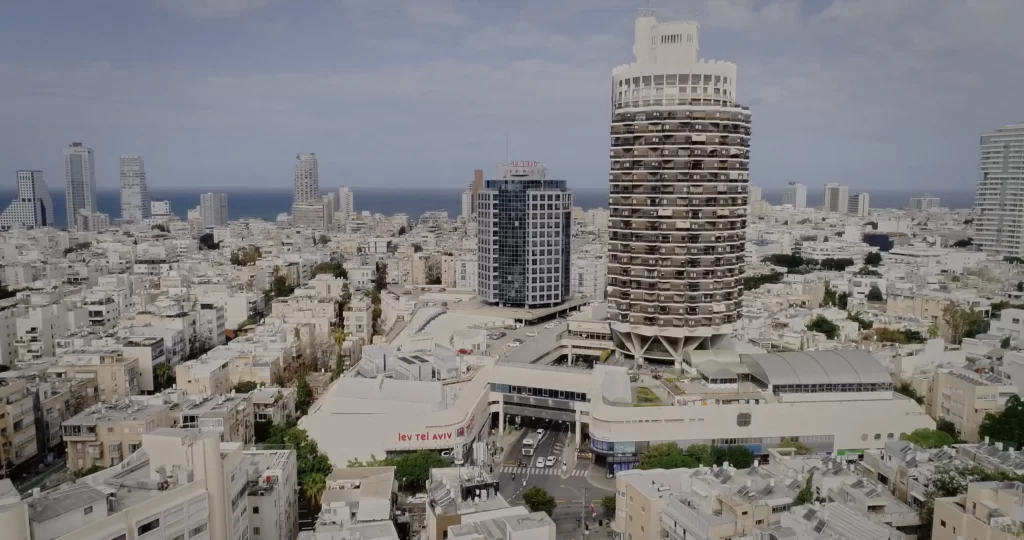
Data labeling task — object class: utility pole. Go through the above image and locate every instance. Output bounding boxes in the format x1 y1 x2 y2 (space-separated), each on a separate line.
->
580 486 588 532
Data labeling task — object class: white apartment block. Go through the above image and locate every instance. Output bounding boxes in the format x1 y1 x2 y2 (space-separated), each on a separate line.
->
0 300 17 367
151 199 172 219
848 192 870 217
64 142 97 229
0 170 54 231
245 447 299 540
781 182 807 209
75 210 110 232
974 122 1024 256
201 193 228 229
571 258 607 300
344 295 374 343
910 195 940 212
119 155 151 223
199 303 228 347
455 253 477 290
823 183 849 213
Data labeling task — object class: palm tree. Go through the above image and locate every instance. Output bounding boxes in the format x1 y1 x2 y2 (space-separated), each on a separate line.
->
154 363 173 391
302 473 327 510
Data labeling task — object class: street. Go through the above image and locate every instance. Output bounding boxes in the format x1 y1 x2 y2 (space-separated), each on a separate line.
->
495 420 614 538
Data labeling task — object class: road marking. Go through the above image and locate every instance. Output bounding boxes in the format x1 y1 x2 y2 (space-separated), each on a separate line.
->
500 466 586 476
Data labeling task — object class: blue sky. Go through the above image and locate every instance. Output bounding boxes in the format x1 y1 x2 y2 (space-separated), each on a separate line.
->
1 0 1021 191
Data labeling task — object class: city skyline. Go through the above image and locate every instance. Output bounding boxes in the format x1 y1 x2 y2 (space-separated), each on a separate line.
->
1 1 1021 190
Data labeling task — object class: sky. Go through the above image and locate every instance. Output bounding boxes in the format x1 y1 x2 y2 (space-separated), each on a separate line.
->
0 0 1022 192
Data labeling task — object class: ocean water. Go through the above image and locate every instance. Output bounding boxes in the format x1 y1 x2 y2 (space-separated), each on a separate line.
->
0 187 975 229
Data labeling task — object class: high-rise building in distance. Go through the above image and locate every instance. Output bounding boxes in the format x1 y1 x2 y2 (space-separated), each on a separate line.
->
151 200 172 219
477 162 572 308
848 192 870 217
975 123 1024 256
293 153 319 204
200 192 228 229
910 195 941 212
823 183 849 213
606 10 750 362
119 155 151 223
0 171 53 231
781 182 807 209
748 185 762 205
64 142 97 229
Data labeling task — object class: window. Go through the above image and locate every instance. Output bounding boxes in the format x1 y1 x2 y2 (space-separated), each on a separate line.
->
874 433 882 440
189 523 208 537
170 535 185 540
940 520 946 528
137 518 160 536
252 506 259 514
253 527 261 535
737 413 751 426
84 505 93 515
861 434 868 441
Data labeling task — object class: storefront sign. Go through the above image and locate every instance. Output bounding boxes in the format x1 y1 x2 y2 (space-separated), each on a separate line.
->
397 431 453 442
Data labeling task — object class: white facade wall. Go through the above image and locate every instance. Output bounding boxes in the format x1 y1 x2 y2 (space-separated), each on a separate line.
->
571 259 606 300
456 254 478 291
119 155 151 223
823 183 849 213
781 182 807 209
293 153 319 204
200 193 228 228
64 142 97 230
975 123 1024 256
0 170 54 230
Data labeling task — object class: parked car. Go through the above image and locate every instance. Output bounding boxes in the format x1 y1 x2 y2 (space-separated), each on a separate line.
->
543 322 556 329
402 290 412 295
525 331 538 337
507 341 520 348
536 428 545 436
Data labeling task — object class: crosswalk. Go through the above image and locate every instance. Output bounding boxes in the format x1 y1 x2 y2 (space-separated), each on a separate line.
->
500 466 587 477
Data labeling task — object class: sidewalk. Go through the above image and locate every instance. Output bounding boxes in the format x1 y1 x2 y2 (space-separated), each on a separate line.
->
559 438 579 479
493 426 523 465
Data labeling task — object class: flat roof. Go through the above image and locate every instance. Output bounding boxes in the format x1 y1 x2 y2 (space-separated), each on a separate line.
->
29 483 107 522
741 350 891 386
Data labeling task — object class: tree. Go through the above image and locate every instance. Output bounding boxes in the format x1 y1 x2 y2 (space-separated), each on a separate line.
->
866 285 885 302
317 234 330 245
806 315 840 340
763 254 805 269
742 272 784 291
1002 336 1012 349
154 362 174 391
895 382 924 404
600 495 616 515
397 226 407 236
296 373 313 416
312 261 347 279
837 292 849 310
820 281 837 308
198 233 220 250
1017 281 1024 293
943 303 985 345
151 223 168 233
270 267 296 299
951 238 973 248
979 394 1024 449
685 444 716 467
856 266 882 277
928 323 940 339
263 425 333 502
389 451 446 492
303 472 327 509
864 251 882 266
373 261 388 292
902 428 954 449
721 446 755 468
234 381 259 393
523 487 557 516
779 438 812 455
794 472 814 504
638 443 698 470
230 245 262 266
846 311 873 331
936 419 960 442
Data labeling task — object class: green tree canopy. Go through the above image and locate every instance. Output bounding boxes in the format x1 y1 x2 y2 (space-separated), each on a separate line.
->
864 251 883 266
779 438 812 455
806 315 840 340
312 261 348 279
866 285 885 302
233 380 259 393
979 394 1024 450
685 444 716 467
638 443 698 470
523 487 557 516
795 472 814 504
901 428 955 449
296 373 313 416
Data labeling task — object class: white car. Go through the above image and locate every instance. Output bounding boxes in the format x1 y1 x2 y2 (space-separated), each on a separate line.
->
507 341 520 347
525 331 538 337
543 322 556 329
536 428 545 436
536 457 546 468
545 456 557 466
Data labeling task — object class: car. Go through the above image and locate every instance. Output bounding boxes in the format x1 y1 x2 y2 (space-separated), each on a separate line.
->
439 288 447 292
427 301 436 306
545 456 557 466
402 290 412 295
535 428 545 436
492 331 506 339
525 331 537 338
511 339 524 345
536 457 546 468
507 341 520 348
441 302 448 307
543 323 556 329
453 298 462 303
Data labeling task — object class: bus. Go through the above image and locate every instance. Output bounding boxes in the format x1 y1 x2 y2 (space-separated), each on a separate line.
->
522 438 535 456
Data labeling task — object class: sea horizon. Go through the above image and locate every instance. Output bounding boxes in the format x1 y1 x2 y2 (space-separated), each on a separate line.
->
2 186 976 230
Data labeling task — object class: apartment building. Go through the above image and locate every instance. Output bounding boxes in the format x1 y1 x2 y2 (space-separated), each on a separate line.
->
0 379 38 469
178 393 254 444
251 387 296 425
245 447 299 540
34 377 98 454
61 401 174 472
313 467 397 536
990 308 1024 344
933 481 1024 540
929 368 1017 442
344 295 374 343
26 428 250 540
51 350 140 403
121 336 168 393
0 300 16 368
199 303 228 347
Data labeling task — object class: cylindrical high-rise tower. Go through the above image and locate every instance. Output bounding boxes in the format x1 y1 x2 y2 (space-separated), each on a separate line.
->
607 10 751 364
